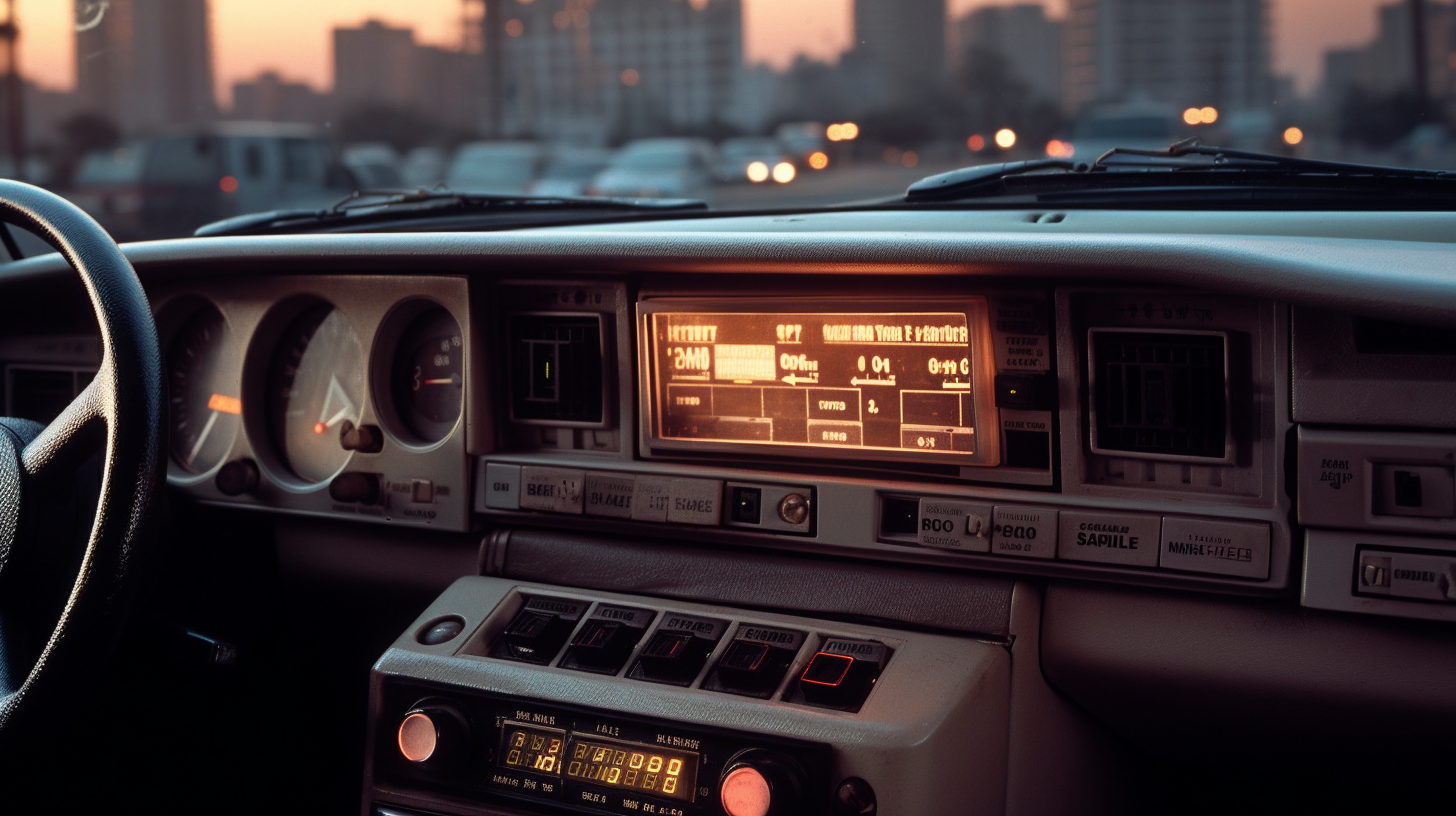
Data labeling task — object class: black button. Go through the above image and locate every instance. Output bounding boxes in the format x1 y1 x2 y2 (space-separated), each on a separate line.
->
632 632 709 685
706 640 793 698
789 639 890 712
559 605 654 675
489 597 589 664
730 486 763 524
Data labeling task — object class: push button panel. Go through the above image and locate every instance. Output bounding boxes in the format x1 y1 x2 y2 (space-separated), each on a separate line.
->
629 613 728 686
786 638 891 712
559 605 655 675
703 625 806 699
490 596 591 664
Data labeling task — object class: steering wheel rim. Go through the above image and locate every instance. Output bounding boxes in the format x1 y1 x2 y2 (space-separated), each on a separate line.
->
0 180 163 752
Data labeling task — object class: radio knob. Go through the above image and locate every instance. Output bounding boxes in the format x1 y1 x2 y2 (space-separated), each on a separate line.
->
396 701 471 769
720 750 806 816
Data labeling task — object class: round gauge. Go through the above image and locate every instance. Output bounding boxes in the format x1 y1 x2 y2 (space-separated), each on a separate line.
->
167 304 240 475
390 308 464 444
266 305 365 483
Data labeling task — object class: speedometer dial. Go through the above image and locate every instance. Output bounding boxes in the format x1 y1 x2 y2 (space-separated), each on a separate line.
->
267 305 364 483
167 304 240 475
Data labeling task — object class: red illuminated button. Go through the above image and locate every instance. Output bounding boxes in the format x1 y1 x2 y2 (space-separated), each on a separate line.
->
398 712 438 762
793 639 890 711
396 702 470 769
799 652 855 688
721 765 773 816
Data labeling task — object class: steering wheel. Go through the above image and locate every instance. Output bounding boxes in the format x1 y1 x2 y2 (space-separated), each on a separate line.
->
0 181 163 760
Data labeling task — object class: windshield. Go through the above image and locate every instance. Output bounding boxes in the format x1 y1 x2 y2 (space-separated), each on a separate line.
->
0 0 1444 237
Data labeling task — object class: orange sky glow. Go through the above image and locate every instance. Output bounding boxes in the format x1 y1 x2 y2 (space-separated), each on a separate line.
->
16 0 1388 103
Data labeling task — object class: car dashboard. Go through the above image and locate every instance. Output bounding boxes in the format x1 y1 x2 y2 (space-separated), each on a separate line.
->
3 206 1456 814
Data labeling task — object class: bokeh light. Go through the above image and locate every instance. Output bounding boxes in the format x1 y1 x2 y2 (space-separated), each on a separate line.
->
1183 107 1202 126
808 151 829 170
840 122 859 140
621 68 640 86
1199 106 1218 124
1283 126 1304 145
746 161 770 182
995 128 1017 149
826 123 844 142
901 151 919 168
505 18 524 37
967 134 986 151
1045 139 1074 158
772 162 797 183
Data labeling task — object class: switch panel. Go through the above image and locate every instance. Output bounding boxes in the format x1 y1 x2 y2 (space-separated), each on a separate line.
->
559 604 654 674
490 596 590 664
629 613 729 686
1373 464 1456 519
703 625 805 699
786 638 891 713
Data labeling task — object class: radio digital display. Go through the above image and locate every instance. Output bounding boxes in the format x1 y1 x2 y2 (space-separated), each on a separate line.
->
564 737 697 801
644 303 996 463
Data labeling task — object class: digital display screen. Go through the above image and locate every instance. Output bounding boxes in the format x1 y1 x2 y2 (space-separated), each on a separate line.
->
648 308 986 459
564 737 697 802
499 723 567 774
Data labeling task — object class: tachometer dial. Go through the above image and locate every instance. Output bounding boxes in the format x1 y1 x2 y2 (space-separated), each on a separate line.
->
267 305 365 483
390 308 464 444
167 304 240 475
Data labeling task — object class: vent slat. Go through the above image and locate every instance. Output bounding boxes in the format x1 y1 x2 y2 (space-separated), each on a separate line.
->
1092 332 1227 459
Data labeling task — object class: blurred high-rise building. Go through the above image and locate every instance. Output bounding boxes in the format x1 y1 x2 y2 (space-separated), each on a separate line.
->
482 0 744 142
951 4 1061 105
332 20 482 131
1322 1 1456 106
231 73 329 125
852 0 947 109
75 0 216 133
1062 0 1271 116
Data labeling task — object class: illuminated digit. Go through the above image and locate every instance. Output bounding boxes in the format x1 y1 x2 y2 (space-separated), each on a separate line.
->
607 767 622 784
857 355 866 371
507 749 521 765
629 753 645 769
568 761 582 777
961 358 970 375
663 777 677 794
592 747 608 763
666 758 683 776
647 756 663 773
531 735 545 751
644 773 658 789
548 738 562 754
512 732 526 748
625 770 638 786
613 750 628 766
574 744 589 760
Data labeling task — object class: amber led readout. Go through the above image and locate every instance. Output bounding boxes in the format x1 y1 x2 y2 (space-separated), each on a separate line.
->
499 723 568 774
563 737 698 802
650 310 980 458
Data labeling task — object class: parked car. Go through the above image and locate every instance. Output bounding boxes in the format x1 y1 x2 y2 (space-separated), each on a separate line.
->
526 147 616 196
444 141 547 194
1067 104 1184 164
587 138 716 198
341 142 405 189
64 122 352 240
401 146 449 188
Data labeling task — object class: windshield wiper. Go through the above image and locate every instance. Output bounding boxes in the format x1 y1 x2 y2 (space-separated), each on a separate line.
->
194 188 708 237
902 139 1456 204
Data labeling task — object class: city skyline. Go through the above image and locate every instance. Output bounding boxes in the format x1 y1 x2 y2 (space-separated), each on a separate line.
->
11 0 1403 104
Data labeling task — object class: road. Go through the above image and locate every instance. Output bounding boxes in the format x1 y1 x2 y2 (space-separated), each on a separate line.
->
705 159 966 210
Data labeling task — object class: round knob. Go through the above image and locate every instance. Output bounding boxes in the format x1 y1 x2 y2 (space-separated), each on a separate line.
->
396 701 470 769
214 459 259 496
720 750 806 816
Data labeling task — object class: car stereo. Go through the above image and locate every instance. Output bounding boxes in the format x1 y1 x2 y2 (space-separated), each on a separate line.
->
638 298 1003 468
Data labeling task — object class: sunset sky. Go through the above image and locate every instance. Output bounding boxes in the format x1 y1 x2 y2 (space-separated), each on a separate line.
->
17 0 1390 104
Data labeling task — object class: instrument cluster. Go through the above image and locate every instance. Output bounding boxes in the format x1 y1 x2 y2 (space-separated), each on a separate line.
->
156 276 472 531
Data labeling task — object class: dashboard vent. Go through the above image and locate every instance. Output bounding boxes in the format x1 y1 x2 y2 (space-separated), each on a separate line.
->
1089 331 1228 459
5 365 95 423
509 313 606 425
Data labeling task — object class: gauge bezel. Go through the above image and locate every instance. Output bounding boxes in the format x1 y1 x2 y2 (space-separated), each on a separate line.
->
370 298 466 451
156 295 240 485
243 295 366 492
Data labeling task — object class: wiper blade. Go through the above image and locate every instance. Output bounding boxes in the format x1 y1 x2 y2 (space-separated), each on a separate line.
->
903 139 1456 203
194 187 707 236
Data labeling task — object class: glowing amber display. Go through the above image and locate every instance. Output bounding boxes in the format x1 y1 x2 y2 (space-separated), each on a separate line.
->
564 737 698 802
499 724 567 774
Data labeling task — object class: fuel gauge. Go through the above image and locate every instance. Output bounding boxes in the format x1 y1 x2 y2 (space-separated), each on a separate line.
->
167 304 241 475
389 307 464 444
